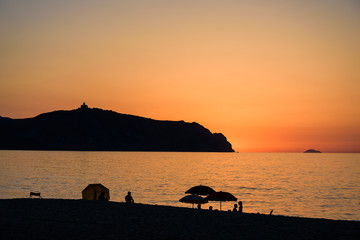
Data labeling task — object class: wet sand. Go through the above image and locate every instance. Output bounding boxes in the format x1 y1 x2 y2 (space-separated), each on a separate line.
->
1 199 359 240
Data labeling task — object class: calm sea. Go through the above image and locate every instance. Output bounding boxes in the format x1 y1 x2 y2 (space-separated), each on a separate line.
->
0 151 359 220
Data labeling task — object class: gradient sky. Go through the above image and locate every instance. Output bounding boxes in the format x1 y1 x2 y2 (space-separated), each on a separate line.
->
1 0 359 152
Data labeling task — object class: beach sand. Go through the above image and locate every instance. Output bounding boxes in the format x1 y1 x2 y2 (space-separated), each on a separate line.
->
1 199 359 240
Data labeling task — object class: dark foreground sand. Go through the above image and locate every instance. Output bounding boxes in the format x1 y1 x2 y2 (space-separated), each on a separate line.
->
1 199 359 240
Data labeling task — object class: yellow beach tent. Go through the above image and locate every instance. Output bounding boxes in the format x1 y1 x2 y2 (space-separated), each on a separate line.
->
82 183 110 201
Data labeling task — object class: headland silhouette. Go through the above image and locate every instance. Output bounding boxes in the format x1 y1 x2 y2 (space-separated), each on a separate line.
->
0 103 234 152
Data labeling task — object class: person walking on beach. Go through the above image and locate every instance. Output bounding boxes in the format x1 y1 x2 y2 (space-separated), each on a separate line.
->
238 201 243 213
125 191 134 203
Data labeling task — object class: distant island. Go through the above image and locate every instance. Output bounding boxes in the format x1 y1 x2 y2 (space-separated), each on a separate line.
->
0 103 234 152
304 149 322 153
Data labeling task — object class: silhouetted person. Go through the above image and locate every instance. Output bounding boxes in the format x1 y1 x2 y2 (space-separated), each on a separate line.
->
238 201 243 213
125 191 134 203
209 206 213 211
233 204 238 212
197 204 201 209
98 191 105 201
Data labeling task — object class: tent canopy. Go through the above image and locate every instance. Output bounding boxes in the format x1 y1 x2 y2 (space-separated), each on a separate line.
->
82 183 110 201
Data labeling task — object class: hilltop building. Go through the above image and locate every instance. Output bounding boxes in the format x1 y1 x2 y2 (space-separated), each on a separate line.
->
80 102 88 109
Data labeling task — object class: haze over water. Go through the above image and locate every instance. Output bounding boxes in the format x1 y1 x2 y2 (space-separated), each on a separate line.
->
1 151 359 221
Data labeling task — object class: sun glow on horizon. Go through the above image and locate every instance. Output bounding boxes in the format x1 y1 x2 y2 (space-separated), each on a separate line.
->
1 0 359 153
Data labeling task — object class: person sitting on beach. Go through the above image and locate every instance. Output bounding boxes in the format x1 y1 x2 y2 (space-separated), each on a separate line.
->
125 191 134 203
233 204 238 212
238 201 243 213
98 191 106 201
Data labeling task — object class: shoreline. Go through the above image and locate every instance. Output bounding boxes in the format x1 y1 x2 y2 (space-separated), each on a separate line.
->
1 198 359 240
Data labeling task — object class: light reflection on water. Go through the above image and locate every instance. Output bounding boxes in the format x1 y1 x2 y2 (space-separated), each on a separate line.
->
0 151 359 220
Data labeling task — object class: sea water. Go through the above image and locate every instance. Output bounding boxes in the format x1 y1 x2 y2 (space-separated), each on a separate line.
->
0 151 359 220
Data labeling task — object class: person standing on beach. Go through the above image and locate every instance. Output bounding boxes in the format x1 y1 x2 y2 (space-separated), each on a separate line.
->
238 201 243 213
125 191 134 203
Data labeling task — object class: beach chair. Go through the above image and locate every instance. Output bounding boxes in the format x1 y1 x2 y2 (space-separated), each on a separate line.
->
30 192 42 198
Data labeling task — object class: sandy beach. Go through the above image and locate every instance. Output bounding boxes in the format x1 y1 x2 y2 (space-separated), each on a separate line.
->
1 199 359 240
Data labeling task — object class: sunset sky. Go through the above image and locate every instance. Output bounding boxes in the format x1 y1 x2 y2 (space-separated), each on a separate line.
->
1 0 359 152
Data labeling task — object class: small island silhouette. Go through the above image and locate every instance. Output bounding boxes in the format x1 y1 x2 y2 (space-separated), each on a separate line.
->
0 103 234 152
304 149 322 153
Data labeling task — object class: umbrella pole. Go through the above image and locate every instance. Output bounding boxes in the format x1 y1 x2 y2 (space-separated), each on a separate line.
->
220 201 222 211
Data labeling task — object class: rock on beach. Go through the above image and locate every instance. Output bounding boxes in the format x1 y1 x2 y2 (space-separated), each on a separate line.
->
1 199 359 240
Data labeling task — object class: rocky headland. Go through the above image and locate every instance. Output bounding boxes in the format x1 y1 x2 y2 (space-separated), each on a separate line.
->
0 104 234 152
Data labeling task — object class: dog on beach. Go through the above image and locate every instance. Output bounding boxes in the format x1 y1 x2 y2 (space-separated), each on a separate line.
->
30 192 42 198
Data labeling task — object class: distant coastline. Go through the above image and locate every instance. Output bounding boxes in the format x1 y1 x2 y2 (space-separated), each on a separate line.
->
0 104 234 152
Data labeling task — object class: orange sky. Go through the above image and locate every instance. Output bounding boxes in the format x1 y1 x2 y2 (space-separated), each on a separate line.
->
1 0 359 152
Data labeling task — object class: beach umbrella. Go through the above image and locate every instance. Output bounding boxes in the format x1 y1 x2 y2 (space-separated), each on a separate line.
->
205 191 237 210
82 183 110 201
185 185 215 196
179 194 208 208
